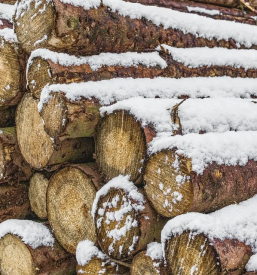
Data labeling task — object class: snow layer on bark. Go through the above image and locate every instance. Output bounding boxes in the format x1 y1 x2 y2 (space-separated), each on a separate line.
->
0 219 54 248
100 97 181 134
158 45 257 69
38 77 257 111
246 254 257 271
162 195 257 253
186 6 220 16
76 240 107 266
0 28 18 42
149 131 257 174
0 3 15 22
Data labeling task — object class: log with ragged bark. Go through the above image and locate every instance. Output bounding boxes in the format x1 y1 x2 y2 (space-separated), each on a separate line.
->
76 240 130 275
0 106 15 127
16 93 94 169
162 196 257 275
145 131 257 218
14 0 257 55
0 182 30 222
0 220 76 275
47 163 103 254
92 176 167 260
0 127 32 184
131 243 168 275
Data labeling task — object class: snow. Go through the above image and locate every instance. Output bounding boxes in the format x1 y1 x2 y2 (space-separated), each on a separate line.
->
0 28 18 43
149 131 257 174
76 240 107 266
246 254 257 271
0 3 15 22
158 45 257 70
186 6 220 16
162 195 257 257
38 77 257 111
146 242 163 261
0 219 54 249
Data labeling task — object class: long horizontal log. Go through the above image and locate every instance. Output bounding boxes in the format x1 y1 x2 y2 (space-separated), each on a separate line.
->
14 0 257 55
16 93 94 169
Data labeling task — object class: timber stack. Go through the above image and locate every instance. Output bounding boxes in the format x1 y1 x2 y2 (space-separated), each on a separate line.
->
1 0 257 274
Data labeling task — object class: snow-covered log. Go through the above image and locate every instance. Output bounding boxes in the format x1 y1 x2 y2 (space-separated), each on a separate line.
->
162 196 257 274
15 93 94 169
47 164 103 254
92 176 167 260
0 183 30 222
144 131 257 217
95 97 257 182
131 242 168 275
0 220 76 274
0 3 15 28
0 106 15 127
14 0 257 55
76 240 130 274
0 127 32 184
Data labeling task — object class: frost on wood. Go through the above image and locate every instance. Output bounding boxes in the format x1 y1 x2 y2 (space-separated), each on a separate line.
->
0 3 15 22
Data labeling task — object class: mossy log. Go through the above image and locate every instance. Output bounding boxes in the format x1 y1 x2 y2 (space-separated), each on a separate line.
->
16 93 94 169
0 34 26 107
14 0 257 55
47 163 103 254
144 150 257 218
94 186 166 260
0 127 32 184
0 234 76 275
0 182 30 222
165 231 253 275
0 106 15 127
131 250 168 275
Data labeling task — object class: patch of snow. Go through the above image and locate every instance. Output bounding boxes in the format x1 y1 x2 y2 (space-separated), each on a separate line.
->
246 254 257 271
187 6 220 16
146 242 163 260
34 34 48 46
0 28 18 43
0 3 15 22
0 219 54 249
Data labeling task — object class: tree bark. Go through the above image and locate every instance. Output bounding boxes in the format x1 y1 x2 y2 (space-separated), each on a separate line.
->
95 186 167 260
0 106 15 127
0 182 30 222
165 231 253 275
0 0 16 4
0 233 76 275
0 127 32 184
16 93 94 169
47 163 103 254
0 19 12 30
144 150 257 218
14 0 257 55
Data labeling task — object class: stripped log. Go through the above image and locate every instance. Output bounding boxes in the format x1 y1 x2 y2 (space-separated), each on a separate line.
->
14 0 257 55
0 127 32 184
47 164 103 254
0 182 30 222
92 176 167 260
145 131 257 217
131 243 168 275
0 220 76 275
0 106 15 127
76 240 130 275
16 93 94 169
162 196 257 274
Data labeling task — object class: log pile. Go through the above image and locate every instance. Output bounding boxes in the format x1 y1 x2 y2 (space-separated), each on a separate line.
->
2 0 257 274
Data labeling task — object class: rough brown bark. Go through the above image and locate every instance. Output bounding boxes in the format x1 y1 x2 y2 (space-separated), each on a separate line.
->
144 150 257 218
14 0 257 55
0 127 32 184
47 163 103 254
165 231 253 275
95 186 167 260
16 93 94 169
0 19 12 30
0 0 16 4
0 234 76 275
0 182 30 222
0 106 15 127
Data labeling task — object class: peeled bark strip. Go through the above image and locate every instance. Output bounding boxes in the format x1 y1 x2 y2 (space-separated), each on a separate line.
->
29 173 51 219
47 164 103 254
0 182 30 222
0 234 76 275
16 93 94 169
0 106 15 127
165 232 252 275
0 127 32 184
14 0 257 55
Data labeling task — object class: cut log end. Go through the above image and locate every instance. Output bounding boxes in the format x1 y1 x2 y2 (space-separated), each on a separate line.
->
96 111 146 182
144 150 193 217
47 166 98 254
0 234 34 275
14 0 55 53
29 173 49 219
165 232 220 275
